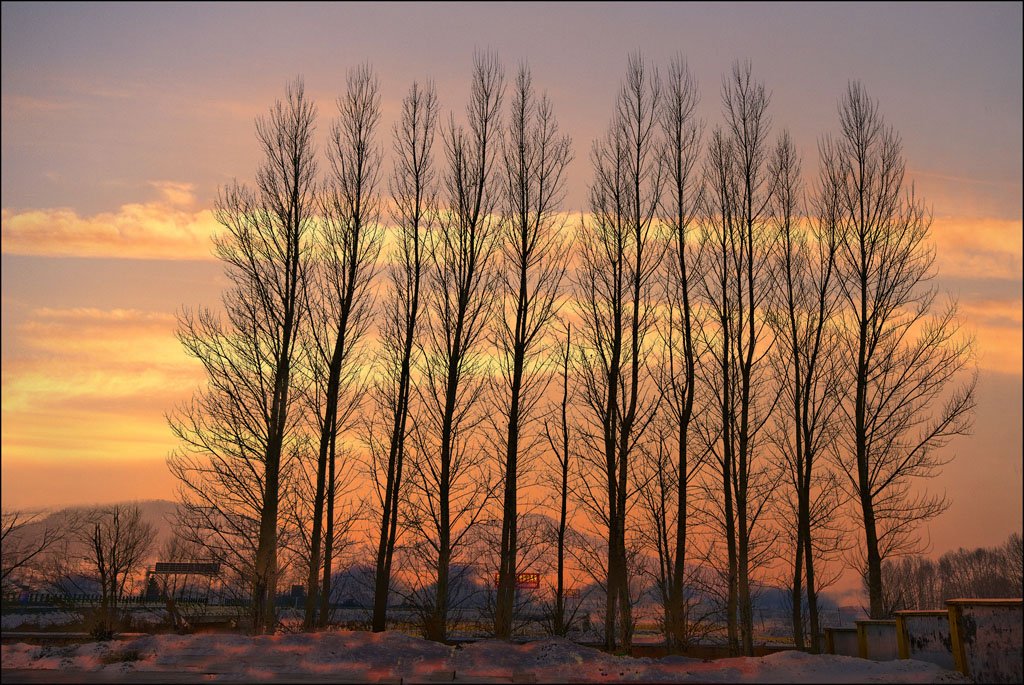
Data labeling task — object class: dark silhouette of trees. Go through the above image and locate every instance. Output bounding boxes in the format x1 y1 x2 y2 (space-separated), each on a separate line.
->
368 79 439 633
81 504 155 636
699 61 781 656
825 83 976 619
301 64 382 630
542 323 578 637
649 54 707 654
576 52 663 653
493 63 573 640
408 51 504 641
766 129 846 652
158 57 980 646
878 533 1022 613
168 78 317 634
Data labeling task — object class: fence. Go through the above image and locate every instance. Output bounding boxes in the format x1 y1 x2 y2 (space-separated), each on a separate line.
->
3 593 211 605
894 609 953 669
947 598 1022 683
855 620 897 660
822 597 1022 683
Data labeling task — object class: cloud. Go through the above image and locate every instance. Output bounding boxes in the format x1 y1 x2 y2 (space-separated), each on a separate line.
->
930 216 1023 282
956 297 1024 375
1 307 204 463
923 216 1023 374
0 95 82 114
1 183 219 260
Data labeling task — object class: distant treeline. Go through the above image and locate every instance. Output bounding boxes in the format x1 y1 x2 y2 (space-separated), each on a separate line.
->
879 533 1023 614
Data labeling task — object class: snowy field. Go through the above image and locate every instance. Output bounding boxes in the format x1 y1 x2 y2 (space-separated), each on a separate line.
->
1 631 969 683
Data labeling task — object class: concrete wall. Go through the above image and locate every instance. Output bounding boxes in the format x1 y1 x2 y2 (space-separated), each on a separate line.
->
949 599 1023 684
825 628 859 657
895 611 954 670
857 621 898 661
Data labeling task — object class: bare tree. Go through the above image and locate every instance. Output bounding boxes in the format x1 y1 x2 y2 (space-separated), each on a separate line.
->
542 322 577 637
1 509 64 589
168 78 317 633
766 129 846 651
318 447 364 625
636 413 717 651
300 64 382 630
826 82 976 618
771 463 847 648
652 54 707 654
493 62 573 640
408 50 504 641
698 61 780 656
80 504 156 637
877 534 1021 613
367 79 439 633
576 51 663 652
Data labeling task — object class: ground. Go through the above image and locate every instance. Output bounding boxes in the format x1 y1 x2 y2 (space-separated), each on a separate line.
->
1 631 970 683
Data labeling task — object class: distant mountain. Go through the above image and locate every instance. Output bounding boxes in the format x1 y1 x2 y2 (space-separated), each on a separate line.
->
4 499 181 566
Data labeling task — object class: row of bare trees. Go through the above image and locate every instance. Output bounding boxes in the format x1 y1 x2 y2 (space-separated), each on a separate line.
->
878 534 1023 615
167 51 977 650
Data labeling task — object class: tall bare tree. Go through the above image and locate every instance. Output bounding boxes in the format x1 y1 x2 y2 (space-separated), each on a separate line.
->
698 125 740 654
366 79 439 633
168 78 317 633
542 322 577 637
766 129 846 651
652 54 707 653
577 52 663 652
301 64 382 629
826 82 976 618
771 469 846 644
493 62 573 640
409 51 504 642
699 61 780 656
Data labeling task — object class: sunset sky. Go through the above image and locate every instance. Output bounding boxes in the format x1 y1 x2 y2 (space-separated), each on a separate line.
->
2 1 1021 575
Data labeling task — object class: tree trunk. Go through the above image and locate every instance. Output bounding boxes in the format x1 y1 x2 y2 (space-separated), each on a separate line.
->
430 349 460 643
604 495 618 652
616 460 632 652
724 464 738 655
738 507 754 656
319 421 337 627
372 348 413 632
555 457 568 636
668 424 688 652
862 490 884 618
804 516 821 653
496 339 526 639
255 430 281 634
791 517 805 650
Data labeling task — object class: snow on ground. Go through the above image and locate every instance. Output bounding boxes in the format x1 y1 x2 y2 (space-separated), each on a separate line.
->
1 631 969 682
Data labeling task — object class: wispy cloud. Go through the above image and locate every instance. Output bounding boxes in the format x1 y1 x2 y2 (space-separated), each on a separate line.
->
931 216 1023 282
0 95 82 113
1 183 218 260
1 306 203 463
957 296 1023 375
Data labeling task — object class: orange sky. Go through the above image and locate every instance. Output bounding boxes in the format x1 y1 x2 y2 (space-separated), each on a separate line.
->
2 4 1021 595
